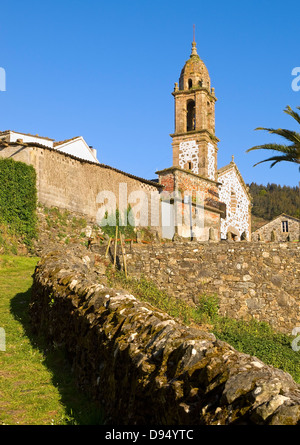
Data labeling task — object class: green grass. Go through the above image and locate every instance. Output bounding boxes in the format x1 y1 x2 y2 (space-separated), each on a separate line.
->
107 267 300 385
0 255 104 425
2 253 299 425
107 266 210 325
213 317 300 383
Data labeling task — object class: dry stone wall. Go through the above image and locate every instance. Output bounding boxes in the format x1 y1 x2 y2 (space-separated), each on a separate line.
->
115 241 300 335
30 246 300 425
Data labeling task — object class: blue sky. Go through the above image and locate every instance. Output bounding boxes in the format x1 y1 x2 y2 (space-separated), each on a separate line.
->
0 0 299 187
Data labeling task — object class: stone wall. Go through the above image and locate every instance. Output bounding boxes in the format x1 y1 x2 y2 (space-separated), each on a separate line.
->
252 215 300 242
111 241 300 334
30 247 300 425
0 142 161 230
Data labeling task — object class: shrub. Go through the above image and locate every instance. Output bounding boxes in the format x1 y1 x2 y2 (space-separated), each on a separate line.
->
0 158 37 246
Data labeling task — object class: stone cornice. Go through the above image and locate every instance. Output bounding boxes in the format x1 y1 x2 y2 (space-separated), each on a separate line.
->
172 88 217 102
170 130 220 144
155 165 222 186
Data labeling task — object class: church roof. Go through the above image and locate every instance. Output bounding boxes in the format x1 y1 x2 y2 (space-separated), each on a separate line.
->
156 165 222 186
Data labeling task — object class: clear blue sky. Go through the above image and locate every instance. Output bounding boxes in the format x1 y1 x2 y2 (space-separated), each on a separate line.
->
0 0 299 187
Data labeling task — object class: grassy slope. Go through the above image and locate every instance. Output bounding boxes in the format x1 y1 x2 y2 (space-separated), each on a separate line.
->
0 255 103 425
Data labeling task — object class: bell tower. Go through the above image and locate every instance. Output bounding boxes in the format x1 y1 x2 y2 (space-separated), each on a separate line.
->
171 36 219 180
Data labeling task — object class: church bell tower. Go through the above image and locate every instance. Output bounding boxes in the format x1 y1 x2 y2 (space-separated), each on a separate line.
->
171 37 219 180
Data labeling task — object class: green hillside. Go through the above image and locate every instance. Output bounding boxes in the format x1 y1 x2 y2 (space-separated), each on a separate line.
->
248 182 300 222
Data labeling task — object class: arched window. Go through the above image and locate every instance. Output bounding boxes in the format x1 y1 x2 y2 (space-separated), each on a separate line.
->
188 79 193 89
187 100 195 132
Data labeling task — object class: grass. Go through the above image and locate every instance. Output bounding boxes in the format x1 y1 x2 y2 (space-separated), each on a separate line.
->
2 251 300 425
0 224 19 255
107 267 300 385
0 255 104 425
107 266 211 325
213 317 300 383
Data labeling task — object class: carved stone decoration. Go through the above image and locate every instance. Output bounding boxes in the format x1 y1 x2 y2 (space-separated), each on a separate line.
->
179 140 199 174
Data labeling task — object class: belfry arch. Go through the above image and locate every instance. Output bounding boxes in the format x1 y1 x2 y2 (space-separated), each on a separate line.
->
186 100 195 132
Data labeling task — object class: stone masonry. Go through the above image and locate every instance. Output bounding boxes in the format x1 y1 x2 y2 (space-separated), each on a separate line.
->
0 142 162 231
109 241 300 335
30 246 300 425
252 214 300 242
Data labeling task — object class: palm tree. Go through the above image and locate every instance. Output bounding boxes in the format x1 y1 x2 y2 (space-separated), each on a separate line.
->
246 105 300 170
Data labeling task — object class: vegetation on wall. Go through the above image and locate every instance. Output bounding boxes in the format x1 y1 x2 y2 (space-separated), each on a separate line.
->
248 182 300 221
107 267 300 385
0 158 37 248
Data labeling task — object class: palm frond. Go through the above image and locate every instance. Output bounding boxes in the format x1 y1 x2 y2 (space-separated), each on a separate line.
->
253 154 299 168
254 127 300 145
246 105 300 172
246 143 291 154
284 105 300 125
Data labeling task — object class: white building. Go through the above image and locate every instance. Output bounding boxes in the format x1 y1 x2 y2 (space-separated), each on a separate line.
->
0 130 98 163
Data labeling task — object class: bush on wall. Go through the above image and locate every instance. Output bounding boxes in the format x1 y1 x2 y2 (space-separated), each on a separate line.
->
0 157 37 246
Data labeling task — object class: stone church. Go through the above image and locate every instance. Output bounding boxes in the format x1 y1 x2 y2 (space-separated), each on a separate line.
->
0 37 251 242
156 38 251 241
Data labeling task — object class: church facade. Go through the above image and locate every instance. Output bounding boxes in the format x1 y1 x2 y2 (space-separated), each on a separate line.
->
157 39 251 241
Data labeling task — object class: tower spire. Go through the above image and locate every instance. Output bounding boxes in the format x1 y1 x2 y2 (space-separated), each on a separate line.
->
191 24 198 56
